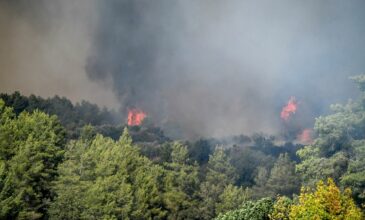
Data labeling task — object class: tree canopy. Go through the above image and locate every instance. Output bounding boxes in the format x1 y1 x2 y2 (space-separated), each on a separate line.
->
0 74 365 219
0 99 65 219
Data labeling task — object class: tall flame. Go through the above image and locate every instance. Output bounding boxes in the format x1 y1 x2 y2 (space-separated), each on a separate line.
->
280 96 297 121
127 108 146 126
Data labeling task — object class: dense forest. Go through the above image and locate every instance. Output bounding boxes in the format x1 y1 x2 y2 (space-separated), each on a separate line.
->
1 75 365 219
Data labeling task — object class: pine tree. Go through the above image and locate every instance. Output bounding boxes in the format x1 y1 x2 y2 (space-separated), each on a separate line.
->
266 153 300 197
0 100 65 219
199 148 238 219
162 142 200 219
341 140 365 204
50 127 166 219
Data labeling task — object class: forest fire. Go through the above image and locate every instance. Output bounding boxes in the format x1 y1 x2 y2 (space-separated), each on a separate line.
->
127 108 147 126
297 128 313 144
281 96 298 121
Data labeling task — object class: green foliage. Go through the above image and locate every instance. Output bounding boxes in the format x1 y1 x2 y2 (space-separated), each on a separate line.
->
0 92 119 139
297 74 365 204
215 198 274 220
205 149 237 186
314 110 357 156
2 74 365 219
229 146 275 187
49 128 166 219
188 139 212 165
290 178 363 220
254 154 299 198
162 142 200 219
199 148 239 219
296 146 349 187
170 142 189 164
216 179 363 220
266 154 299 197
253 153 300 198
340 140 365 204
216 184 250 214
0 99 65 219
252 166 270 199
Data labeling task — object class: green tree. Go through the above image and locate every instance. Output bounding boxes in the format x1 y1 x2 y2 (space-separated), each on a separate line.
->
266 154 300 197
215 198 274 220
0 99 65 219
162 142 200 219
340 140 365 205
296 146 348 187
199 148 238 219
229 146 275 187
0 92 119 139
50 128 166 219
216 184 250 215
253 154 299 199
252 166 270 199
296 74 365 204
188 139 212 165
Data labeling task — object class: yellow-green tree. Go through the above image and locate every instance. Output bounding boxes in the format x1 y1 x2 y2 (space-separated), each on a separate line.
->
290 178 363 220
269 196 292 220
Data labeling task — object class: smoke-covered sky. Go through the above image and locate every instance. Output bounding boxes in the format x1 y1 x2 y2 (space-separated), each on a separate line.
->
1 0 365 138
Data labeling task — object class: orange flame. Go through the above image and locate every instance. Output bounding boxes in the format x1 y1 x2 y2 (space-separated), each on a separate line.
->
297 128 313 144
280 96 297 121
127 108 146 126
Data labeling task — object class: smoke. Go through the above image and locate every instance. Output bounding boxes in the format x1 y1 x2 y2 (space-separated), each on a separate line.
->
1 0 365 138
85 0 365 138
297 129 313 145
0 0 119 108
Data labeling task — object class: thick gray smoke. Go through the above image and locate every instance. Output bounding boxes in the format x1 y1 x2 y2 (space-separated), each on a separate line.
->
85 0 365 138
1 0 365 138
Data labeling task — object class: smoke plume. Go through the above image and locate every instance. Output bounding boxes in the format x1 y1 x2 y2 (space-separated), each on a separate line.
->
1 0 365 138
85 0 365 138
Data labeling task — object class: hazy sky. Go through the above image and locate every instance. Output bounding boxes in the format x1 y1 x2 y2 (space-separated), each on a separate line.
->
0 0 119 108
1 0 365 138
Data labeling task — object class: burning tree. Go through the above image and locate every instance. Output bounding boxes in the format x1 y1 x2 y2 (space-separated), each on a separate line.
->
127 108 147 126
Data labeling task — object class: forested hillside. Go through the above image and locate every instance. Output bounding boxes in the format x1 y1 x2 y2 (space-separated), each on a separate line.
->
0 92 121 139
1 76 364 219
